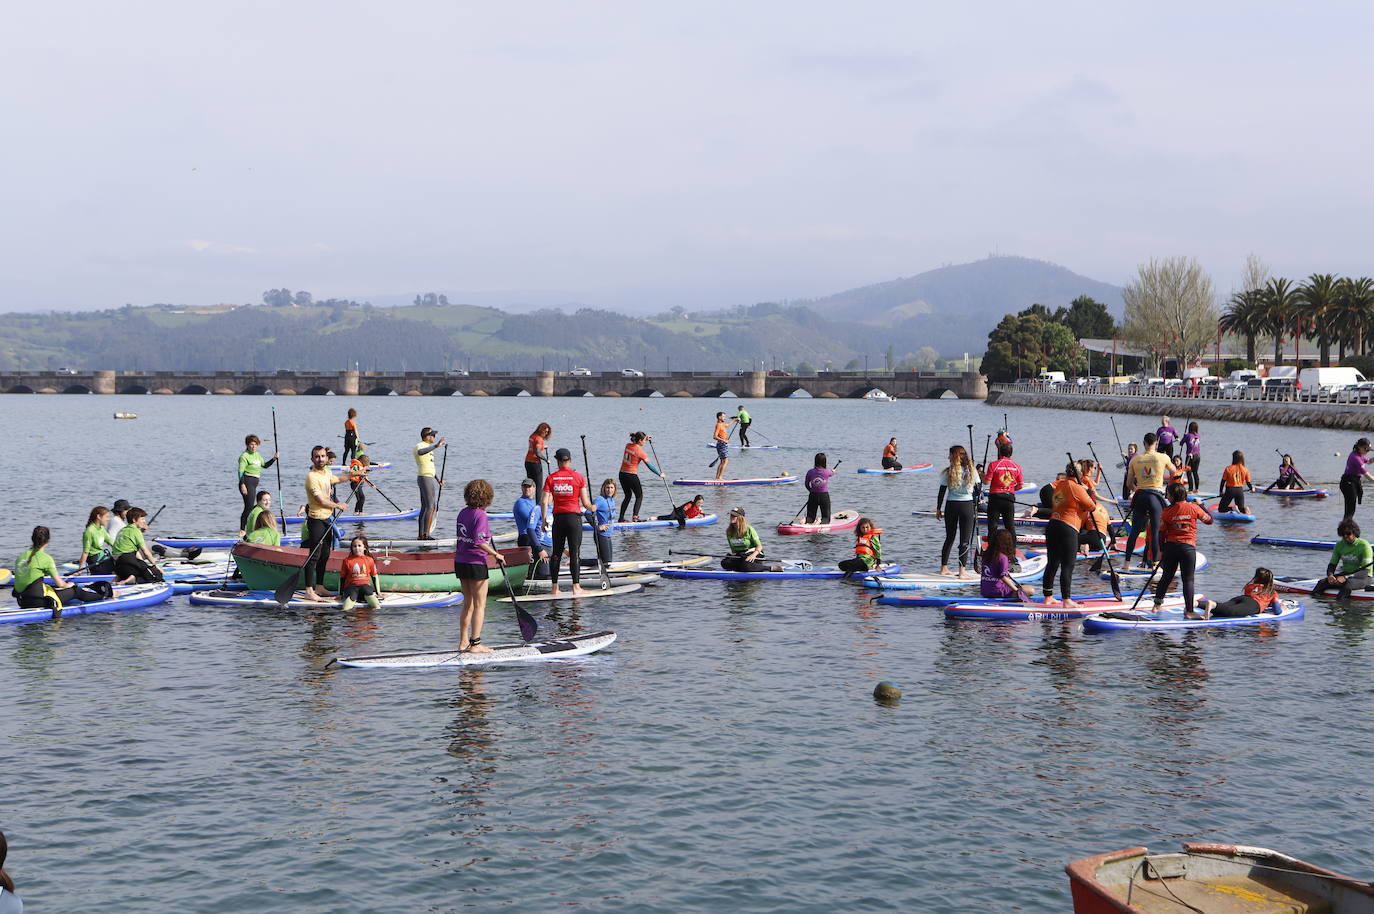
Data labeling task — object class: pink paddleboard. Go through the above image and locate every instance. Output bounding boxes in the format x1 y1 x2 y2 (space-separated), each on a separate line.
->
777 510 861 535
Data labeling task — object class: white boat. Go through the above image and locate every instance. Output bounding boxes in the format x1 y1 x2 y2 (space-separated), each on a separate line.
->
862 389 896 402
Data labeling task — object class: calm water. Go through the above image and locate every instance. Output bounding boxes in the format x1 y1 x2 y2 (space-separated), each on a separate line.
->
2 394 1372 912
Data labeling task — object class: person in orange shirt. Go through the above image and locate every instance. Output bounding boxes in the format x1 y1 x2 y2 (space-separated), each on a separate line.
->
1152 483 1214 617
1217 450 1254 514
339 534 381 612
342 408 360 466
712 411 737 481
525 422 552 495
881 438 902 470
618 431 664 522
347 453 371 512
1042 461 1096 607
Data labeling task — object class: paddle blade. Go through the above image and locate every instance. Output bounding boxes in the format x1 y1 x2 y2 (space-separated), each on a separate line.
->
516 605 539 641
273 569 303 606
1107 569 1123 601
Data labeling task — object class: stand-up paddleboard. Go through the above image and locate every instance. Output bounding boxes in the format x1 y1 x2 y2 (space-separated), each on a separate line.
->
944 593 1192 621
856 464 933 474
0 569 10 587
1118 492 1219 506
1258 487 1329 498
66 561 240 594
860 553 1048 589
777 510 860 535
158 533 304 549
1015 482 1039 494
1083 599 1304 630
283 507 420 525
661 562 901 581
1250 535 1334 550
328 461 392 471
606 556 710 573
0 583 173 625
519 575 657 592
913 510 1127 533
673 474 799 486
188 589 466 609
1210 511 1256 523
876 590 1138 608
1274 576 1374 600
332 630 617 669
1104 552 1211 578
703 444 779 450
498 582 643 602
581 514 718 531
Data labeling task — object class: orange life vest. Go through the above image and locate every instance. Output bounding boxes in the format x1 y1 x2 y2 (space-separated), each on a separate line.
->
855 528 884 560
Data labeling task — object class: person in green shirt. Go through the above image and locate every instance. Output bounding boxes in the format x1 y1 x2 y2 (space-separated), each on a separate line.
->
734 405 753 447
238 434 280 535
14 526 107 608
1313 518 1373 598
721 507 781 572
112 507 164 584
241 490 274 541
244 509 282 546
78 505 115 574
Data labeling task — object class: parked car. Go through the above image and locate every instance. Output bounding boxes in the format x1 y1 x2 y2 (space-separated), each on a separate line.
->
767 369 791 377
569 367 592 376
621 368 644 377
445 369 469 377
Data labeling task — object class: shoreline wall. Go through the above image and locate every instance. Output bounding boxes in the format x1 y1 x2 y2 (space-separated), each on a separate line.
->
988 389 1374 431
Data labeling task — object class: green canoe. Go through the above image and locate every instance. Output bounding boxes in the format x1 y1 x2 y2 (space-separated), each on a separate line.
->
231 542 532 593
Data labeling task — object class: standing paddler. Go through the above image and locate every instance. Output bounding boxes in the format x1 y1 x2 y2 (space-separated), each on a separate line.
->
237 434 280 536
712 411 737 481
734 404 753 447
302 445 351 602
540 447 593 596
414 427 446 540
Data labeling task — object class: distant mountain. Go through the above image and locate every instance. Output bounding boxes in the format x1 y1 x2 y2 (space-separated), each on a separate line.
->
799 255 1123 352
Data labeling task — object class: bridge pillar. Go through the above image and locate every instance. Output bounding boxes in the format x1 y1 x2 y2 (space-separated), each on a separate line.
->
746 371 765 398
536 370 555 397
961 372 988 400
338 370 359 397
93 370 116 394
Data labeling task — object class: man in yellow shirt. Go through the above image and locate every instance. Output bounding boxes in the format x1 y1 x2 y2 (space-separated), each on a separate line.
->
414 427 447 540
1123 432 1175 564
302 445 351 602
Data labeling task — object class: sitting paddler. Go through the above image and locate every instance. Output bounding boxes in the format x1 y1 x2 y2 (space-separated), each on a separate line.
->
881 437 902 470
241 490 273 540
1198 567 1280 619
244 510 281 546
1265 454 1309 492
839 518 882 577
513 478 551 579
1021 473 1065 520
1311 519 1373 599
14 526 111 609
722 507 782 573
111 507 165 584
79 505 115 574
106 498 131 539
655 494 706 529
339 534 381 613
980 528 1034 601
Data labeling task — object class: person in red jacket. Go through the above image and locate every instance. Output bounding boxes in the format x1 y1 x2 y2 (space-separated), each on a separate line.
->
984 441 1024 538
1152 483 1214 618
540 447 593 596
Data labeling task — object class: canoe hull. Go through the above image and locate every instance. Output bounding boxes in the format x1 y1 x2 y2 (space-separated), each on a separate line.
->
231 542 531 593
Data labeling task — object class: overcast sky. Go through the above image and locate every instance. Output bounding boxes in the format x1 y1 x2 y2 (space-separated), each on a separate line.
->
4 1 1372 313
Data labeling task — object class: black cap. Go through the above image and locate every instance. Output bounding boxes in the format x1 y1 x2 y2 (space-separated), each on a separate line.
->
554 447 572 461
112 499 131 511
521 478 536 487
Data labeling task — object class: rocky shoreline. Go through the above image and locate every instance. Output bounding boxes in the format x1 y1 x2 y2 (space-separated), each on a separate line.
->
987 389 1374 430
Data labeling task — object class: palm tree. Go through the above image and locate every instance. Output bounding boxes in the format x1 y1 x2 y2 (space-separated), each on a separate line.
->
1261 277 1300 365
1220 289 1266 364
1297 273 1340 366
1335 277 1374 359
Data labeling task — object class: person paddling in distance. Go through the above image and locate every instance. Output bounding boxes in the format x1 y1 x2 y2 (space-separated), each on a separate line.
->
1180 422 1202 492
655 494 706 528
1217 450 1254 514
245 509 281 546
1340 438 1374 520
106 498 131 539
1151 482 1214 618
804 453 835 525
525 422 552 496
936 444 980 578
1311 519 1373 599
78 505 114 574
712 411 738 481
839 517 883 577
302 445 351 602
513 478 550 578
414 427 446 540
617 432 664 522
1265 454 1309 492
981 528 1035 602
13 525 110 609
237 434 280 536
1041 461 1096 609
734 404 753 447
342 408 360 466
1123 432 1173 567
1198 568 1280 619
592 478 617 565
881 437 902 470
540 447 593 596
722 507 782 573
111 507 164 584
1155 415 1178 459
339 534 381 613
348 454 371 513
455 480 506 652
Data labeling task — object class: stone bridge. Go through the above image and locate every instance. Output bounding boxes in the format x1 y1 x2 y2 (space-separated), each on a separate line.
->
0 369 987 399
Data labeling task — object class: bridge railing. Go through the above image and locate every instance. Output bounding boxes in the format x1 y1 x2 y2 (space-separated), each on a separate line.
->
990 381 1374 405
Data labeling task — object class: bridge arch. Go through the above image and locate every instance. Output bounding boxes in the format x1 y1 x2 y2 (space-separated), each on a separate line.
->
496 386 531 397
63 384 93 394
181 384 210 395
924 387 957 399
630 388 664 398
241 384 269 395
7 384 34 393
120 384 148 395
702 388 739 398
302 386 332 396
366 386 394 396
772 385 811 398
563 388 593 397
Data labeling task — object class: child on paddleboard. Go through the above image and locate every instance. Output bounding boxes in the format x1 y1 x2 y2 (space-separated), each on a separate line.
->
339 535 381 613
655 494 706 529
1198 567 1280 619
980 528 1033 602
1265 454 1308 492
839 518 882 576
722 507 781 573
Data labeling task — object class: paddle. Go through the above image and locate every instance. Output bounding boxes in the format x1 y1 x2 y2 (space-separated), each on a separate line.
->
428 443 449 538
788 460 841 524
271 408 286 536
498 561 539 641
646 438 676 512
273 508 341 606
1069 451 1123 600
362 476 403 513
750 429 773 443
707 422 737 468
1110 416 1128 468
579 434 612 590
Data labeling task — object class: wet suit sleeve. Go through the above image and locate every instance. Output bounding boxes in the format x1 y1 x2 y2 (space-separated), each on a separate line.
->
262 455 277 469
416 442 440 456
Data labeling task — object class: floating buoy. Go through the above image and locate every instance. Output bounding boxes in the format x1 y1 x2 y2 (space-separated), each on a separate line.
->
873 681 902 703
113 412 139 419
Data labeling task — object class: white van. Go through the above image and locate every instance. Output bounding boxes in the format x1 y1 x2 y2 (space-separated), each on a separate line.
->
1037 370 1067 385
1299 366 1366 397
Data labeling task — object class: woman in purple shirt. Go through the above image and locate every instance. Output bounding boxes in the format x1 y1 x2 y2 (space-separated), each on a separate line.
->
1341 438 1374 521
803 453 834 525
1180 421 1202 492
980 529 1032 600
454 478 506 653
1155 415 1179 459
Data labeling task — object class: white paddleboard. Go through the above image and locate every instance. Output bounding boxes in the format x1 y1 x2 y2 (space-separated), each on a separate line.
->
333 631 617 668
497 583 643 603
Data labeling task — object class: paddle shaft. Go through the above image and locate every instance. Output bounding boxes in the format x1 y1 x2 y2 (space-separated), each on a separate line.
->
428 444 449 537
1069 451 1123 600
1110 416 1127 466
362 476 403 512
580 435 612 589
271 407 286 535
647 439 676 508
1086 442 1130 523
274 507 342 604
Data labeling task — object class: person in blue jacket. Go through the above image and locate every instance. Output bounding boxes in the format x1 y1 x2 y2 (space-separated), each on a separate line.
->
591 479 618 566
512 478 550 579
